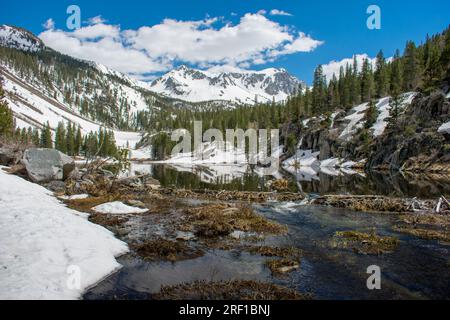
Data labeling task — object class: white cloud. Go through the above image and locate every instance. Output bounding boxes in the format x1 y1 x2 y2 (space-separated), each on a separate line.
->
271 32 323 56
39 27 169 75
322 54 377 81
39 12 322 80
270 9 293 16
42 18 55 30
87 15 106 25
257 9 267 15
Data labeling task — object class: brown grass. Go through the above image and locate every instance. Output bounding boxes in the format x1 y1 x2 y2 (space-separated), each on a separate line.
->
152 280 310 300
393 226 450 242
88 213 129 227
131 238 204 262
243 245 301 259
65 195 118 212
182 204 287 238
331 230 399 255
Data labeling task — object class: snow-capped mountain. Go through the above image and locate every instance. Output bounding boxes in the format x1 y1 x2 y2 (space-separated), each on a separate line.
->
149 65 301 104
0 25 45 52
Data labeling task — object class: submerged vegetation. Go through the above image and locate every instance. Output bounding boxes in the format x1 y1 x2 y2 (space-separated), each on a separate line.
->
331 230 399 255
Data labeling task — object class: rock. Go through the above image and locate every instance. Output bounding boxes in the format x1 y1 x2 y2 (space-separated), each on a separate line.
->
46 180 66 193
21 148 75 183
0 146 21 165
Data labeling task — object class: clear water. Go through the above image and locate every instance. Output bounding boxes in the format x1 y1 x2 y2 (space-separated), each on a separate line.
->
126 163 450 198
85 202 450 300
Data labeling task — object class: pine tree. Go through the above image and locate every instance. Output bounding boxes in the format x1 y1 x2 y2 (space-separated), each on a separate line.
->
0 79 15 138
423 40 442 90
389 51 404 121
40 122 53 148
66 122 75 156
351 56 361 106
390 50 403 96
55 122 67 153
374 50 388 98
440 27 450 79
365 99 378 129
402 41 421 91
75 125 82 155
32 128 40 146
312 65 326 114
360 58 375 102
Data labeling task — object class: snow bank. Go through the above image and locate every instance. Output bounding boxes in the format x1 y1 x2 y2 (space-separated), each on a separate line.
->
92 201 148 214
0 169 128 300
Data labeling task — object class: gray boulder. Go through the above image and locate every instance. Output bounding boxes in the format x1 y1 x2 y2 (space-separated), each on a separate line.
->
22 148 75 183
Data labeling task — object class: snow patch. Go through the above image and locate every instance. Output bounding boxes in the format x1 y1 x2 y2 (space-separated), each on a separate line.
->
438 121 450 134
0 169 128 300
92 201 148 214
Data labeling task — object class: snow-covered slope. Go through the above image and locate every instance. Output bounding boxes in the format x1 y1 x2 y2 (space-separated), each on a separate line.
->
336 92 417 141
0 169 128 300
0 25 44 52
1 65 143 148
149 65 301 104
0 25 160 133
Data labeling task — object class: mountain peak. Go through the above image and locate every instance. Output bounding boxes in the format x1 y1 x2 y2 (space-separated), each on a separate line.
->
149 66 301 104
0 25 45 52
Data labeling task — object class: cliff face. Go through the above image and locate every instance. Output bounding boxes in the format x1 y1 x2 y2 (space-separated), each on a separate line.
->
292 87 450 173
367 88 450 172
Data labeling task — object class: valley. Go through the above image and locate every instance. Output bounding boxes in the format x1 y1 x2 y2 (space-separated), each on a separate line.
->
0 21 449 301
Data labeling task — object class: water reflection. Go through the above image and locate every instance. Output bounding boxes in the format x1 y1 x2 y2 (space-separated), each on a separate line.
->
125 162 450 198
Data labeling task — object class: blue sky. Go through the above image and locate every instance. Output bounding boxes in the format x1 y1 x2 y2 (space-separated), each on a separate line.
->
2 0 449 83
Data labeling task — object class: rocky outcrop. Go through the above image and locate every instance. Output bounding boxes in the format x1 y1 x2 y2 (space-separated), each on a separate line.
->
21 148 75 183
367 89 450 171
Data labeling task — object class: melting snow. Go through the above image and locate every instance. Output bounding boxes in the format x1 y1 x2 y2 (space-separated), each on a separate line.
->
0 169 128 300
92 201 148 214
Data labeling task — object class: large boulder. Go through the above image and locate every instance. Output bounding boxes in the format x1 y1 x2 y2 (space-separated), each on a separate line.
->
22 148 75 183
